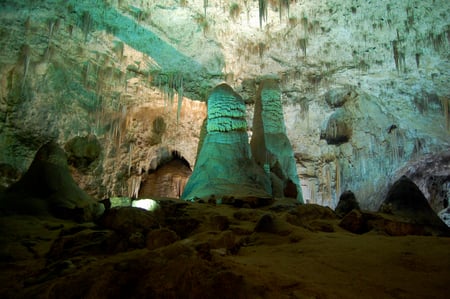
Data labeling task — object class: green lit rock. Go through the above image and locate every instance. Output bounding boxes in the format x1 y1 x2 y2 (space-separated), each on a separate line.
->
206 84 248 133
0 141 102 221
251 78 304 203
182 84 271 201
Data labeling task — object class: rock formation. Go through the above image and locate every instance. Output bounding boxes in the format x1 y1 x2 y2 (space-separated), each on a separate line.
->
0 141 102 221
139 158 191 198
0 0 448 211
379 175 449 233
335 190 360 218
251 78 303 202
321 108 352 145
182 83 271 201
64 134 102 171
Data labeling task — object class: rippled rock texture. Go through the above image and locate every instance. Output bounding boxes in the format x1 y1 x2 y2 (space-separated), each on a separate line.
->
182 84 271 201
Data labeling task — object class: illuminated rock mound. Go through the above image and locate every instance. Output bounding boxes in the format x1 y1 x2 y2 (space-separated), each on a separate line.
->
251 78 304 203
182 83 271 201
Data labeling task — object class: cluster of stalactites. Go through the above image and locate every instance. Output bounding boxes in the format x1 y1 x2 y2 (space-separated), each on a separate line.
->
206 84 247 133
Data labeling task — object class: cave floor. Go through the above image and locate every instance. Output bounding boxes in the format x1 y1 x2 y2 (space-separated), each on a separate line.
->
0 199 449 299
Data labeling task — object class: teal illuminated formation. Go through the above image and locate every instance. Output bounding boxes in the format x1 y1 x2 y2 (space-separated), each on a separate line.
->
182 84 271 201
251 78 304 203
206 84 247 132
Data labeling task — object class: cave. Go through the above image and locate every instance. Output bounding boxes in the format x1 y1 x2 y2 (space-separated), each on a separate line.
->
0 0 449 298
139 151 191 198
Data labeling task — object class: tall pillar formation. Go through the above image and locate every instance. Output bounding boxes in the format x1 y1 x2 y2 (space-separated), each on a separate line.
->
181 83 271 201
251 78 304 203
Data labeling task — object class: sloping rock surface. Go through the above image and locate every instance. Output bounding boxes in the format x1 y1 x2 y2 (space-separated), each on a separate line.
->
0 141 102 221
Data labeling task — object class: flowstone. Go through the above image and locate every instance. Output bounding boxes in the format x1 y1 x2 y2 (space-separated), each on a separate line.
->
181 83 271 201
251 78 304 203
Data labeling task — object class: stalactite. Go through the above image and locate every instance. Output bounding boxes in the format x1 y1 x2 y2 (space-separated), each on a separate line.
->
128 176 141 199
24 16 31 33
301 14 308 35
299 99 309 129
392 40 399 73
415 53 420 68
177 80 183 124
128 143 133 177
20 44 31 92
322 164 332 205
81 11 93 43
259 0 268 28
392 130 398 165
278 0 290 22
336 160 341 199
47 19 55 45
442 97 449 131
310 179 316 204
229 2 240 20
113 41 124 62
297 38 307 57
82 61 90 88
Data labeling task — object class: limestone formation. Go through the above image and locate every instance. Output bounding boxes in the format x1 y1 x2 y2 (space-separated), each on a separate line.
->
139 158 191 198
182 83 271 201
324 87 357 108
0 141 102 221
64 134 102 170
321 108 352 145
379 175 449 234
335 190 360 218
250 78 303 202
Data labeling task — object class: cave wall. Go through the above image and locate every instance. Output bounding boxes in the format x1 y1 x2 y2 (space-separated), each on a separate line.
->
0 0 449 209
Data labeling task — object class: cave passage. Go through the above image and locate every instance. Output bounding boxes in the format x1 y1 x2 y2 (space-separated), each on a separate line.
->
139 151 191 198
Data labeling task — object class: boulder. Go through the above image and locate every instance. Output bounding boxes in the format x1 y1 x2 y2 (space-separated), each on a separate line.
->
339 209 371 234
146 228 180 250
221 195 274 208
98 206 159 236
339 210 429 236
181 83 271 201
335 190 360 217
286 204 338 232
287 204 338 222
47 226 119 261
254 214 276 233
0 141 102 221
250 78 304 202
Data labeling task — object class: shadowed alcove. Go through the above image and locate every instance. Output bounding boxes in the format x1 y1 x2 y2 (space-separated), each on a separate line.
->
139 151 191 198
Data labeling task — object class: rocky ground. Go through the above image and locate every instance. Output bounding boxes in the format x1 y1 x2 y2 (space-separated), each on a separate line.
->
1 197 449 299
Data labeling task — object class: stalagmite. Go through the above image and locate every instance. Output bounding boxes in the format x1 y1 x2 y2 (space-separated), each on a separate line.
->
250 78 304 203
182 83 271 201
